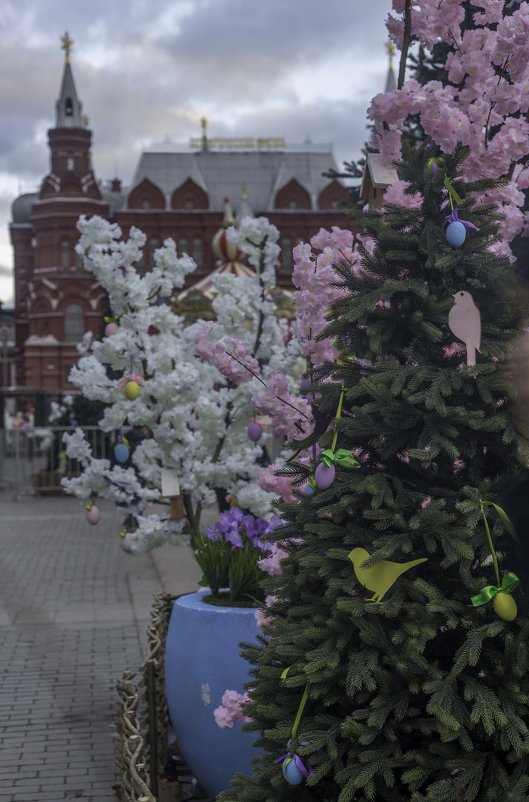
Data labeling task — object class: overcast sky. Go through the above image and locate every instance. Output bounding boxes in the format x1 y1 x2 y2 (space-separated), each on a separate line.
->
0 0 394 305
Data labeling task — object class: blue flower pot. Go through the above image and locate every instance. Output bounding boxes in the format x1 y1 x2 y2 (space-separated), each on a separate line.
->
165 590 260 797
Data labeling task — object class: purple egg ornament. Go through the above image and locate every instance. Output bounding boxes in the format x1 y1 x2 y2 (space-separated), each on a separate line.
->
86 505 101 525
446 221 466 247
315 461 336 489
105 322 119 337
247 421 263 442
282 757 304 786
300 377 311 391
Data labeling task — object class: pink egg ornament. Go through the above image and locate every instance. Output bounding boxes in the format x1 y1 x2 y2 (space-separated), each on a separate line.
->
86 505 101 525
247 421 263 442
315 462 336 490
105 322 119 337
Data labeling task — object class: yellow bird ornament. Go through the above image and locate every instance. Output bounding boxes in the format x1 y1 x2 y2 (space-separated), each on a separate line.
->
348 547 428 603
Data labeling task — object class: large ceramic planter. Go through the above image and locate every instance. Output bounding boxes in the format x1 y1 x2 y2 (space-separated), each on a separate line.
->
165 590 260 798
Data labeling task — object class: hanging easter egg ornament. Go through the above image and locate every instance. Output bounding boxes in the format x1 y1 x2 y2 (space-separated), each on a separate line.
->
281 755 312 785
105 322 119 337
247 421 263 442
493 592 518 622
426 156 445 177
124 380 140 401
470 500 520 622
315 461 336 489
103 313 120 337
303 484 314 496
117 372 144 400
85 502 101 525
444 208 479 248
114 438 130 464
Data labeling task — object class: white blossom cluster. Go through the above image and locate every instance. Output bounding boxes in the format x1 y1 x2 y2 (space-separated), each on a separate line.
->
62 215 299 551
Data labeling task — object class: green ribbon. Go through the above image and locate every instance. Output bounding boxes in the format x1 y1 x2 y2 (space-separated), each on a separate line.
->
443 176 463 207
321 448 360 469
104 314 120 323
471 572 520 607
280 667 309 740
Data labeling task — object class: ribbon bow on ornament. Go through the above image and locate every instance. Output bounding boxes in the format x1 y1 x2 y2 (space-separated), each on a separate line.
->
471 572 520 607
444 208 479 232
320 448 360 469
274 751 313 784
116 373 144 389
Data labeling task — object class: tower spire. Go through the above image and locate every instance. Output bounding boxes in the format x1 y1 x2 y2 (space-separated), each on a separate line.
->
56 32 83 127
385 41 397 92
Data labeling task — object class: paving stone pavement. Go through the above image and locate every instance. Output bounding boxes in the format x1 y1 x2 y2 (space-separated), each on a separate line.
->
0 492 201 802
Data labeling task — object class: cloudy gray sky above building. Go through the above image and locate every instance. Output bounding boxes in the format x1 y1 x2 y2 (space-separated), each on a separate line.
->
0 0 393 303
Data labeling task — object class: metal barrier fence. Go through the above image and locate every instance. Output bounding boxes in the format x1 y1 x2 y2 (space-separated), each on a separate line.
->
0 426 110 498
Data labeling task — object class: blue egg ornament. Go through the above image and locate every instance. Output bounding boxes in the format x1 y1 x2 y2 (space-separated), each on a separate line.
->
282 757 304 786
303 485 314 496
446 221 466 247
114 443 130 463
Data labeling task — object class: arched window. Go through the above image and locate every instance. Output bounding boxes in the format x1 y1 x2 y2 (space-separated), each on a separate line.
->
150 239 159 269
61 239 71 271
66 152 75 171
193 238 203 265
64 304 85 342
282 238 292 273
141 197 151 209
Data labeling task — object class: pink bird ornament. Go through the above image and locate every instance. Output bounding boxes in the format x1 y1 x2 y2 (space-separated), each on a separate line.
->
448 290 481 367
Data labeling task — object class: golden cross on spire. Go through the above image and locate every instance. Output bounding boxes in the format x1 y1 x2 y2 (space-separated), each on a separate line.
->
61 31 73 63
386 41 395 68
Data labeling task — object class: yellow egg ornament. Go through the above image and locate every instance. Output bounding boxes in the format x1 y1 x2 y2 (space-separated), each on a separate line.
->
124 380 140 401
492 592 517 622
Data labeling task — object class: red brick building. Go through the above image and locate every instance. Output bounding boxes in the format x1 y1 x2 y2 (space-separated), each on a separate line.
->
10 42 351 392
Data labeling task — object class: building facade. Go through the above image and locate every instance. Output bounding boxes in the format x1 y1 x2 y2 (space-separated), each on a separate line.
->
10 41 352 392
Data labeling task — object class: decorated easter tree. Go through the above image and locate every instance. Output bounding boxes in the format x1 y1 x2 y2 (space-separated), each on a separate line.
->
369 0 529 263
218 145 529 802
62 216 300 552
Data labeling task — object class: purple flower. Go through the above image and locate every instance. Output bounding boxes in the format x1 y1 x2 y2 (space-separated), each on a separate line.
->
206 507 282 552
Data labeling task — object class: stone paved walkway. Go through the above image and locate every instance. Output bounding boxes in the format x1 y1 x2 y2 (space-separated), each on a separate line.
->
0 493 201 802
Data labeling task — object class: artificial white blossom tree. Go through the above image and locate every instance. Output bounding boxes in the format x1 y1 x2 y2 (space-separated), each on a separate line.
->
63 215 303 551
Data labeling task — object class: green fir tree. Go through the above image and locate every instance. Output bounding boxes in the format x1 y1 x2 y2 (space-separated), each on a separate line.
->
220 146 529 802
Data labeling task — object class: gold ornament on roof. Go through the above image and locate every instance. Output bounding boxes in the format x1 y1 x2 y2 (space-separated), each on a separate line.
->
61 31 73 63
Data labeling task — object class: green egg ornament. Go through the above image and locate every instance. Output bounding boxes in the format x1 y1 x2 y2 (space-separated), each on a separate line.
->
492 592 517 622
124 380 140 401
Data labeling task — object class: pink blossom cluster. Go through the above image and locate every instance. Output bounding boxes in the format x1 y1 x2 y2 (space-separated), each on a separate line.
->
292 228 361 368
259 464 299 503
258 543 288 576
194 323 259 384
370 1 529 258
255 594 278 630
252 371 313 440
213 690 253 729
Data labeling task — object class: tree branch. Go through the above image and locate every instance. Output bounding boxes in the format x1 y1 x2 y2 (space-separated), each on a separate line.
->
398 0 412 90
